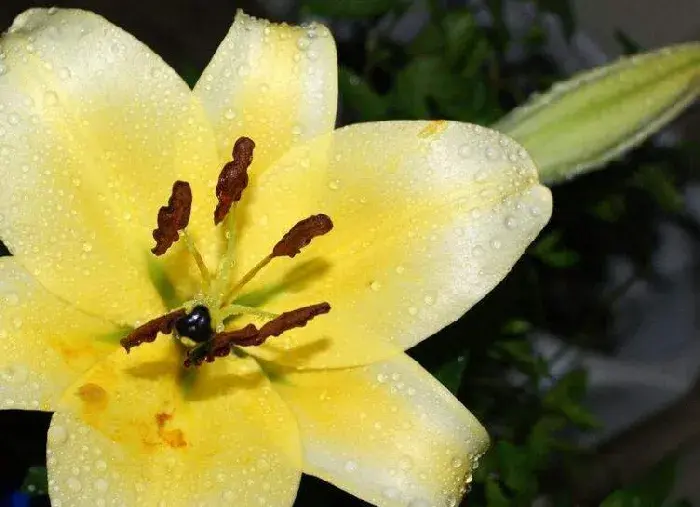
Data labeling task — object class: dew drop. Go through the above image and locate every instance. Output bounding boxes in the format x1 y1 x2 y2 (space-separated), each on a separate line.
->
224 109 236 120
8 113 20 126
82 242 93 253
485 147 500 160
458 144 471 158
370 281 381 292
451 457 464 468
44 91 59 106
344 460 358 473
504 216 517 229
408 306 418 316
58 67 71 80
328 180 340 190
398 455 414 470
66 477 82 492
49 425 68 445
490 239 502 250
383 487 400 500
395 265 405 274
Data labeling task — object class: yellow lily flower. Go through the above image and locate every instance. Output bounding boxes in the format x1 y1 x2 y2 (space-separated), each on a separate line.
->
0 8 552 507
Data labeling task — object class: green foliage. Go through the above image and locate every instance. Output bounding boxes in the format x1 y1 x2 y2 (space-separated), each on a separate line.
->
328 1 697 506
302 0 404 18
20 466 47 497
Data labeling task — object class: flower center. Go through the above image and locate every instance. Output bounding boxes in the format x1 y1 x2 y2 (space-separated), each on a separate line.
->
120 136 332 367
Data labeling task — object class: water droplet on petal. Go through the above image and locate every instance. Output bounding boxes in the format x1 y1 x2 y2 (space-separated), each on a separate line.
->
66 477 81 492
383 487 400 500
49 425 68 445
44 91 59 106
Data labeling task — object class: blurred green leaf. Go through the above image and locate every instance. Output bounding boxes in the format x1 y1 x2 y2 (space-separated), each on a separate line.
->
633 165 683 212
531 231 581 268
303 0 402 18
502 319 533 335
592 195 627 223
338 67 388 121
544 370 599 428
536 0 576 39
495 441 538 497
433 353 467 394
615 30 643 55
485 478 511 507
20 466 48 497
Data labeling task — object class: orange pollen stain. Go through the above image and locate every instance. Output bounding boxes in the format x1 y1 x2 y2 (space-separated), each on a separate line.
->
418 119 448 138
77 383 108 411
155 412 187 449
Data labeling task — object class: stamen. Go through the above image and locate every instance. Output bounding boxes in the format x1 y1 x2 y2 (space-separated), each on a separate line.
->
210 137 256 302
219 304 279 322
183 302 330 367
225 254 274 301
257 302 331 340
184 324 258 368
222 214 334 303
120 309 186 353
182 230 211 285
152 181 192 256
214 137 255 225
272 214 334 258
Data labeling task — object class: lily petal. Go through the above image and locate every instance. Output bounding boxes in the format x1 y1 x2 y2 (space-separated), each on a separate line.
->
0 257 117 411
194 10 337 171
272 353 488 507
236 121 551 369
47 339 301 506
0 8 220 323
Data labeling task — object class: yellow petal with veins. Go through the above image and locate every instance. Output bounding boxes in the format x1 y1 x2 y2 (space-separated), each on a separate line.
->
0 257 118 411
47 339 302 506
194 10 337 172
233 121 551 369
0 9 220 324
272 353 489 507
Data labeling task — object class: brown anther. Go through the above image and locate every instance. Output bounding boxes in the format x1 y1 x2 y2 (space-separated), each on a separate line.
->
183 324 258 367
183 303 331 367
152 181 192 255
214 136 256 225
272 214 333 258
258 302 331 340
120 309 187 353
